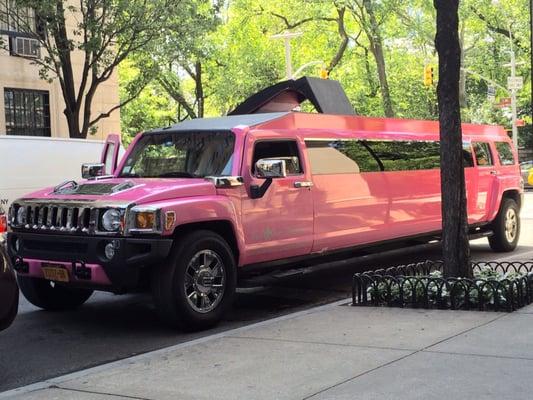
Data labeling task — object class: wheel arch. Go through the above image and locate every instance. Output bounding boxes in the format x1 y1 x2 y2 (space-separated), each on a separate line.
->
172 220 240 265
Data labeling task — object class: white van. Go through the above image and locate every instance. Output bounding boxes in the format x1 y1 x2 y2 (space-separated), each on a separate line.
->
0 135 121 212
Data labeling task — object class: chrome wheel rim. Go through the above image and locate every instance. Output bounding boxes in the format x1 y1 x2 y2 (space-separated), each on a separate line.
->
184 250 226 313
504 208 518 243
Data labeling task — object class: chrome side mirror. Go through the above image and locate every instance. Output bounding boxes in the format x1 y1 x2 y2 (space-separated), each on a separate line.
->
255 158 287 179
81 163 106 179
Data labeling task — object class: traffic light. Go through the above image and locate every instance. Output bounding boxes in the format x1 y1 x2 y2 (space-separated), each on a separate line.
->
319 67 329 79
423 65 434 87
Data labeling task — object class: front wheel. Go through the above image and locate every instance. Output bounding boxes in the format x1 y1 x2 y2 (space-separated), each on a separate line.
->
488 198 520 252
151 230 236 331
17 275 93 310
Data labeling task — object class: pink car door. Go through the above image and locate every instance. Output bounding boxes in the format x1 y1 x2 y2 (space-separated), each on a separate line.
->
100 134 121 175
241 135 314 265
471 142 497 222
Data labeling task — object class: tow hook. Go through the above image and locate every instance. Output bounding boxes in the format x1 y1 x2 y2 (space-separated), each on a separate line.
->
73 261 92 280
13 256 29 273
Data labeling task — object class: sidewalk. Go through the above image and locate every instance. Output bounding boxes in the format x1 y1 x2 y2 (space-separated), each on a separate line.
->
3 298 533 400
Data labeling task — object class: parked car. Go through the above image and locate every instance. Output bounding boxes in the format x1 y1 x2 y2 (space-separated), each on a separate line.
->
0 211 18 332
521 161 533 188
0 135 122 211
5 79 523 331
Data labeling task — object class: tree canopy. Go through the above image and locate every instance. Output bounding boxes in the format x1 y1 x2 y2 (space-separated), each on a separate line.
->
116 0 529 147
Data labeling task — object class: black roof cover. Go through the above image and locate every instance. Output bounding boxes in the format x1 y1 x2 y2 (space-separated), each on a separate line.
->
229 76 355 116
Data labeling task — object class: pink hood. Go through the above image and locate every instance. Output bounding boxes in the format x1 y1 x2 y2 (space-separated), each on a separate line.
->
20 178 217 205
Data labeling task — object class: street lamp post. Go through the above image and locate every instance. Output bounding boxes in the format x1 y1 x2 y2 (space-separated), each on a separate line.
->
271 32 303 79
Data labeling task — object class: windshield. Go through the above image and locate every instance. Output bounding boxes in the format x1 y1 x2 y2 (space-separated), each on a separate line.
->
119 131 235 178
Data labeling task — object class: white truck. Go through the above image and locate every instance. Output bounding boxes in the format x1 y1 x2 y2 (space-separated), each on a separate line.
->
0 135 121 213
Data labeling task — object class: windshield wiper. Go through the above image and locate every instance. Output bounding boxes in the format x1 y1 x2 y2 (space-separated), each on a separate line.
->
156 172 200 178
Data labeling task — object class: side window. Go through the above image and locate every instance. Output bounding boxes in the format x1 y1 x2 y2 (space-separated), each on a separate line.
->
252 140 302 175
495 142 515 166
305 140 380 175
472 142 493 167
463 142 474 168
365 140 441 171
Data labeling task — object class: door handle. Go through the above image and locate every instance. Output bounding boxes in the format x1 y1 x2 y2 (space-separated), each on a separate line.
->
294 181 313 188
490 170 498 176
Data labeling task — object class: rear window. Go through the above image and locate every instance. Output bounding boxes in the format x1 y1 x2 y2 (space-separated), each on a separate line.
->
495 142 515 166
305 140 380 174
365 140 440 171
305 139 442 174
472 142 493 167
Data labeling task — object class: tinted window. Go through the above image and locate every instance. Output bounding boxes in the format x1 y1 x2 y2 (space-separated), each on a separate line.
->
305 140 380 174
120 131 235 178
463 143 474 168
472 142 493 167
365 140 441 171
495 142 515 166
253 140 302 175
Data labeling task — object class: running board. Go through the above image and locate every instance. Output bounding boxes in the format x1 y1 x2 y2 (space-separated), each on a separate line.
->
238 231 494 288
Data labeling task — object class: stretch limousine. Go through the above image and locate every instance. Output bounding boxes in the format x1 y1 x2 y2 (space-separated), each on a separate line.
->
4 77 523 331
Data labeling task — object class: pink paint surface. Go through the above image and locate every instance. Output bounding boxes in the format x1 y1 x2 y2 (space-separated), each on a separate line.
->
16 112 522 269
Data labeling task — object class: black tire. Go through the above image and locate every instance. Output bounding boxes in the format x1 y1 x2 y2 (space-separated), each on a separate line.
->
17 275 93 311
151 230 237 331
488 198 520 252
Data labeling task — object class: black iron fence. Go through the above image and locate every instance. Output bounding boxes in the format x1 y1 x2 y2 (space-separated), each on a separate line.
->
352 260 533 312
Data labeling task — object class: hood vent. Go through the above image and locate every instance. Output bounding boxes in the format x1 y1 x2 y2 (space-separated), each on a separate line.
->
53 181 135 196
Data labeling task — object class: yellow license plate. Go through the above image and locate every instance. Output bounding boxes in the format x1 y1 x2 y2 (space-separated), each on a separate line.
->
42 264 70 282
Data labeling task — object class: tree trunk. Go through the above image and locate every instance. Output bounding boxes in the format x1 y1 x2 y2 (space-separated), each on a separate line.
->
195 61 204 118
362 0 394 118
434 0 471 278
53 1 83 139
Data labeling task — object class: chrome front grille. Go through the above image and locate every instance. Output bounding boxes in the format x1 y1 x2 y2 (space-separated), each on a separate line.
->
14 203 94 233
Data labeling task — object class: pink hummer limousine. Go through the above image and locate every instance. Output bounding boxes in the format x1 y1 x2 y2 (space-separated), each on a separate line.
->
6 78 523 330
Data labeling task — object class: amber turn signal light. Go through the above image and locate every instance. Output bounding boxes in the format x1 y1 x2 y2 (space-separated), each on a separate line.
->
135 212 155 229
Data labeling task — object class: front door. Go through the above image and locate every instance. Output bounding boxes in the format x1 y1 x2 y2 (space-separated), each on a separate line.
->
241 136 314 265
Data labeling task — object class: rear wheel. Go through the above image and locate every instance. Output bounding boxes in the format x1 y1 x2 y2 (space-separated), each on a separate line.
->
151 230 236 331
17 276 93 310
488 198 520 252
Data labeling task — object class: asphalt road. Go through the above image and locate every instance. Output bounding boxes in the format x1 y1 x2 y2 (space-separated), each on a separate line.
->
1 192 532 392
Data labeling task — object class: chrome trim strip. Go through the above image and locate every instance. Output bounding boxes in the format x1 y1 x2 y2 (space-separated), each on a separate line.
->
205 176 244 188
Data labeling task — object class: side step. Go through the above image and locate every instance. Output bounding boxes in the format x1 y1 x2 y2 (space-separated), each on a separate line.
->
238 230 493 288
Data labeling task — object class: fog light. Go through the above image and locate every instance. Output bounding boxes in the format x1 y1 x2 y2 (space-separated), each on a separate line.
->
104 242 115 260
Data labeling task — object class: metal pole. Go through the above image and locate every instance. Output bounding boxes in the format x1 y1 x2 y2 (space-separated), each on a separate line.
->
509 26 519 149
271 32 302 80
284 38 292 79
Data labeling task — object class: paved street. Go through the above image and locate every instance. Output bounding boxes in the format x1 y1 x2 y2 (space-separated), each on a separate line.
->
1 192 532 393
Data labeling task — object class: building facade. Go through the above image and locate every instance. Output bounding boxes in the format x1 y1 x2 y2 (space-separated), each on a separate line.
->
0 1 120 140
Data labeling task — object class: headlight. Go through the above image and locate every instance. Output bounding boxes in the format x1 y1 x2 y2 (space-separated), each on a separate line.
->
101 209 121 232
17 206 27 225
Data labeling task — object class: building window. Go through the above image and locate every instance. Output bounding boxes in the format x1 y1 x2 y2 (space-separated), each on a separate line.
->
4 88 51 137
0 0 36 35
